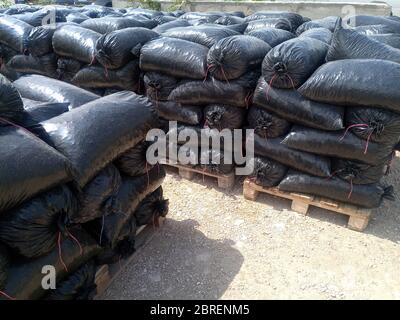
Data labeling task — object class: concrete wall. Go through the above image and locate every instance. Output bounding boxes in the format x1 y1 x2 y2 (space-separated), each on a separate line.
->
113 1 393 19
161 1 392 19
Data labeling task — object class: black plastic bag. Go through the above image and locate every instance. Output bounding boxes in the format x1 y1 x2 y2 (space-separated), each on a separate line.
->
66 12 90 24
4 5 38 15
204 104 246 130
326 25 400 63
247 105 291 138
282 125 393 165
14 75 99 109
345 106 400 146
355 24 399 35
248 27 295 47
253 133 331 178
46 261 96 300
245 18 293 33
331 158 386 185
95 27 158 70
81 17 146 34
228 11 245 18
299 59 400 113
134 187 169 226
296 16 339 35
0 73 24 122
71 60 140 91
207 35 271 80
299 27 332 44
215 15 245 25
160 143 199 167
41 92 158 188
140 37 208 80
220 23 248 34
0 44 18 64
53 25 101 64
127 16 158 28
86 166 165 248
180 12 221 22
0 15 33 52
22 98 42 108
82 4 116 18
368 33 400 49
278 171 393 208
144 72 179 101
114 141 152 177
0 186 77 258
13 8 67 27
249 156 287 187
169 70 259 108
24 23 76 57
0 126 72 213
57 58 82 82
153 15 176 24
163 25 239 48
387 16 400 22
253 77 344 131
0 63 20 81
245 11 304 30
0 245 9 291
124 8 162 19
70 164 121 224
24 24 59 57
346 15 400 32
153 19 190 33
262 37 328 89
1 227 100 300
199 149 235 174
155 100 203 125
7 53 58 78
22 102 70 128
95 235 135 265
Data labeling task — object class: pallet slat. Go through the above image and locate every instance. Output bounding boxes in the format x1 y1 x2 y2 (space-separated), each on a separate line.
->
243 178 371 232
164 162 235 189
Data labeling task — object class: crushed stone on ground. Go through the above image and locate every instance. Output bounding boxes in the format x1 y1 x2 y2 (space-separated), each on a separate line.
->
101 156 400 300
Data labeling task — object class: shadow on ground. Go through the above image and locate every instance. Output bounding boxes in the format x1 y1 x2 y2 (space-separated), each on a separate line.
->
101 219 244 300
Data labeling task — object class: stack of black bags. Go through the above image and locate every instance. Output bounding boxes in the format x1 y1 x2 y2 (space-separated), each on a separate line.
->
249 14 400 209
140 11 268 175
0 73 167 300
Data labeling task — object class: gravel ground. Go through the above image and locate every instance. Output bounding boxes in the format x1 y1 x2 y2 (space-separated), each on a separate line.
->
102 155 400 300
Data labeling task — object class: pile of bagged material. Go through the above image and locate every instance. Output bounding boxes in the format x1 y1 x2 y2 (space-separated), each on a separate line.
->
0 5 173 92
1 5 398 207
0 74 167 300
249 15 400 208
140 11 287 174
0 10 399 299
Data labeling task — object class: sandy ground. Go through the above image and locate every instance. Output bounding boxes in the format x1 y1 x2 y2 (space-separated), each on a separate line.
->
102 156 400 300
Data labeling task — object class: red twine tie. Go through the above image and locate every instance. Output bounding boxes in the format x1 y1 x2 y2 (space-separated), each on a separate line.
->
0 290 16 300
57 232 68 273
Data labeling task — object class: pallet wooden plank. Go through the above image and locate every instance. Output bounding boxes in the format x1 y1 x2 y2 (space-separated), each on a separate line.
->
291 200 309 215
243 179 259 200
165 162 235 189
94 265 111 297
178 168 195 180
348 215 370 232
242 178 372 232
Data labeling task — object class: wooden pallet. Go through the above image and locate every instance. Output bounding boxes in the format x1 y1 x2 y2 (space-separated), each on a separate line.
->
94 217 166 298
243 178 371 232
164 162 236 190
